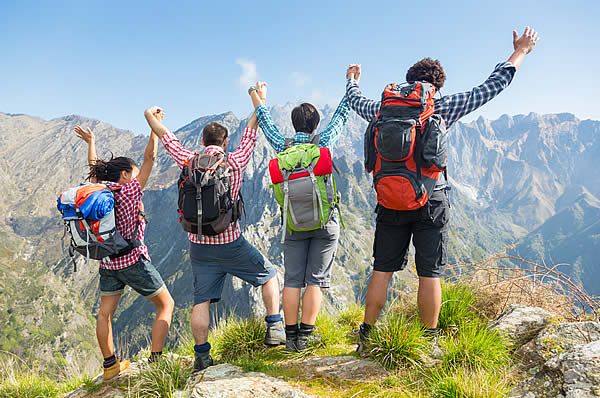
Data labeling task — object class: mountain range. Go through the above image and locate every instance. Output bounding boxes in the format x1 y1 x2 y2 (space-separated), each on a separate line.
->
0 108 598 371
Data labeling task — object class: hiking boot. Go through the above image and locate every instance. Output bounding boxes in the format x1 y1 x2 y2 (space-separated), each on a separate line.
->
356 324 371 356
264 321 286 346
103 358 130 381
193 351 213 372
285 333 298 352
297 332 319 352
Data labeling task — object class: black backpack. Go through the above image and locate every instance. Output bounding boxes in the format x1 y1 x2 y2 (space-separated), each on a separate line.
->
177 152 243 235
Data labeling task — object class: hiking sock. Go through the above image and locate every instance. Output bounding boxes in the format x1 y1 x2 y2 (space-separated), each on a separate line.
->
194 342 211 353
285 323 299 336
359 323 373 337
265 314 282 327
148 351 162 363
299 323 314 336
424 328 439 338
103 354 117 369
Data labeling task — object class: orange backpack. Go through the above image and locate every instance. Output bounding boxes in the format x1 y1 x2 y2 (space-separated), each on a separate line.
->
364 82 448 210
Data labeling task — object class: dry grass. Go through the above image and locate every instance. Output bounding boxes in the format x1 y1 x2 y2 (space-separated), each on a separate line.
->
447 246 600 321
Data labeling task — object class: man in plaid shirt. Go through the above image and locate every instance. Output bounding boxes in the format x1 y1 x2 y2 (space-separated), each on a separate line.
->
144 107 285 371
347 28 540 351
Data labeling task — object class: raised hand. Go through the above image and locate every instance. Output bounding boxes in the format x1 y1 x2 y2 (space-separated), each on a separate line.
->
513 26 539 55
255 81 267 101
145 106 165 121
346 64 361 83
74 125 94 144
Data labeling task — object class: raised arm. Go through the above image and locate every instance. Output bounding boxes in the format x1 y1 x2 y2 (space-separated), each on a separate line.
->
345 64 380 122
136 110 166 189
318 95 351 148
74 125 98 182
251 81 287 153
144 106 195 169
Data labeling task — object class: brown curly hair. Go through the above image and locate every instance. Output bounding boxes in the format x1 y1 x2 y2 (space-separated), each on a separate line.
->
406 58 446 90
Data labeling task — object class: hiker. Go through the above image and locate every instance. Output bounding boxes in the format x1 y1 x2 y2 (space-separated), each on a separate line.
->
249 81 350 351
143 104 285 371
345 27 539 350
73 120 175 380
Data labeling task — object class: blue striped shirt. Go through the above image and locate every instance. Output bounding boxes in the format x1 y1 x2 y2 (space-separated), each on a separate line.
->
345 61 517 128
255 96 351 153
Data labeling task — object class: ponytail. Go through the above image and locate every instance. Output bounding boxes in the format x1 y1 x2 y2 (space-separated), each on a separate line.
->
88 154 136 183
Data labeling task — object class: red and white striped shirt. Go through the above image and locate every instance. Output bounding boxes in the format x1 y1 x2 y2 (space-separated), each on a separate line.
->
100 179 149 270
160 127 258 244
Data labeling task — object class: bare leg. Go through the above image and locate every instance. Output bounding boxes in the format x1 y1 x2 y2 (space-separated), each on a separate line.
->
96 295 121 358
191 301 210 345
261 276 280 316
417 276 442 328
147 288 175 352
363 271 394 325
282 286 301 325
300 285 322 325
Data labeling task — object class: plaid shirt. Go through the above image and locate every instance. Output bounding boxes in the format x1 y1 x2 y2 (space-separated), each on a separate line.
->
160 127 258 244
346 61 517 128
255 96 351 152
100 179 149 270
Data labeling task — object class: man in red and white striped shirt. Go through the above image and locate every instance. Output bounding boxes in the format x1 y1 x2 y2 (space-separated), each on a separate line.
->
144 105 284 371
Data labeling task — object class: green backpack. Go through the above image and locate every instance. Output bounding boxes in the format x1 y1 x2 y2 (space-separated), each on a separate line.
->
268 135 343 243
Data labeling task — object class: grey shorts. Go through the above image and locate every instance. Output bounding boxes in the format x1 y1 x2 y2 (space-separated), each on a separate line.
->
99 256 166 298
189 235 277 305
283 212 340 288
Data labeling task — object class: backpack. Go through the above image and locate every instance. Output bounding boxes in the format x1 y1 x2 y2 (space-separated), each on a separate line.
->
57 184 143 271
268 134 342 244
364 82 448 210
177 151 243 235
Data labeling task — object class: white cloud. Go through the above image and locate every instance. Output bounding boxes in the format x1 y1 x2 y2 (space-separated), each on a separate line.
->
235 58 258 88
291 72 310 88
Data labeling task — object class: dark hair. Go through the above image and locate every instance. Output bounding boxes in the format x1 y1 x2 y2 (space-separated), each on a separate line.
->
406 58 447 90
203 122 228 146
291 103 320 134
88 155 137 182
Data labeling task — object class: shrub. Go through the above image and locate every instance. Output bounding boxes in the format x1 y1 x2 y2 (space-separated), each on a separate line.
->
428 366 513 398
367 312 427 369
441 321 511 370
210 316 267 362
130 355 192 397
437 283 481 330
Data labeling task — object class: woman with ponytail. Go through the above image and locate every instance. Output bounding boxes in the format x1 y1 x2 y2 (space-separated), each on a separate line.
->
73 114 174 381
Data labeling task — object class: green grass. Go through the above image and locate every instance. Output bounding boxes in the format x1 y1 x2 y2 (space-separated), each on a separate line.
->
441 321 511 370
367 312 427 369
210 316 267 362
428 366 513 398
130 355 192 397
335 303 364 339
437 283 481 330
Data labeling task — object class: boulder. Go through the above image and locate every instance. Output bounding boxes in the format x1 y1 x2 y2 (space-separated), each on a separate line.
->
512 340 600 398
280 355 387 382
188 363 308 398
516 321 600 370
489 304 555 345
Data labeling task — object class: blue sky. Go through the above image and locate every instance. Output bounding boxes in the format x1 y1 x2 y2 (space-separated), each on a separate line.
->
1 0 598 134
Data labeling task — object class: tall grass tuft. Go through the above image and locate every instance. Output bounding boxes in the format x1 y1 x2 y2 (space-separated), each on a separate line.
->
437 282 481 331
367 312 427 369
130 355 192 398
210 316 267 362
0 356 59 398
335 303 364 338
441 321 511 370
428 365 513 398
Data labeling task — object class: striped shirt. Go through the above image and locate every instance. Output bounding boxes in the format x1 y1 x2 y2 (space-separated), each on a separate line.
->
345 61 517 128
100 179 149 270
160 127 258 244
255 96 351 152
